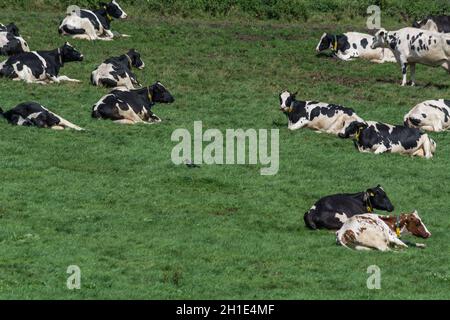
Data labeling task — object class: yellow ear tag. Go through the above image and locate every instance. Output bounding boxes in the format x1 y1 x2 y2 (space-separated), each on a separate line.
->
396 227 401 237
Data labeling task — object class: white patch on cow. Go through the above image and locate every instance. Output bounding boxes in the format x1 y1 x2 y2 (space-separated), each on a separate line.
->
335 213 348 224
412 211 432 237
280 91 290 108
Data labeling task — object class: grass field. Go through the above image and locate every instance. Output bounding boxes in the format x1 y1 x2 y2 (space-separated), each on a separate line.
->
0 8 449 300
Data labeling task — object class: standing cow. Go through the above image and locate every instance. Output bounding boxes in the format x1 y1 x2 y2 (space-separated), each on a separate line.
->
316 32 395 63
279 91 365 136
413 15 450 33
404 99 450 132
372 27 450 86
59 0 128 41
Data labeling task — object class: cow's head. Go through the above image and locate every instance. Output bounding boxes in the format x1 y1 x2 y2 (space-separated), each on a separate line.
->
316 33 333 52
5 23 20 37
60 42 84 63
402 211 431 238
103 0 128 19
365 185 394 212
371 28 388 49
338 121 367 139
149 81 175 104
279 91 297 112
127 49 145 69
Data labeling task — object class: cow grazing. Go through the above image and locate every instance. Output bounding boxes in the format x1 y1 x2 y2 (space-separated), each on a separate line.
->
59 0 128 41
0 42 83 84
92 82 175 125
336 212 431 251
372 27 450 86
404 99 450 132
413 15 450 33
0 23 29 56
304 185 394 230
279 91 364 136
339 121 436 159
316 32 395 63
91 49 144 89
0 102 83 131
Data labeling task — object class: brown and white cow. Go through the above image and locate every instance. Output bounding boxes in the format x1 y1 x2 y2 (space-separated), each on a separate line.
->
336 211 431 251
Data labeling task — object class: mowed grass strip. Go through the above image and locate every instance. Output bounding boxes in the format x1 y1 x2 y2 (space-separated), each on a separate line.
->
0 10 449 299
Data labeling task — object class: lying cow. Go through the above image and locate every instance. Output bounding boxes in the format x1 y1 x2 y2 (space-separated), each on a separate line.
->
372 27 450 86
91 49 144 89
336 212 431 251
0 42 83 84
413 15 450 33
59 0 128 41
339 121 437 159
0 23 29 56
304 185 394 230
0 102 83 130
404 99 450 132
279 91 364 135
92 82 175 124
316 32 395 63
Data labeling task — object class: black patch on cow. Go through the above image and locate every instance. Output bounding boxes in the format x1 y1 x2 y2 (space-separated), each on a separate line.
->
360 38 369 48
352 43 357 49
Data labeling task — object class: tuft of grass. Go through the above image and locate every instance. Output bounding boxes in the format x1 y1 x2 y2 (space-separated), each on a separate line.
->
0 8 449 300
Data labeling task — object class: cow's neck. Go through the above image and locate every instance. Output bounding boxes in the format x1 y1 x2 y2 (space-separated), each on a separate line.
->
349 192 374 213
379 214 406 235
119 54 132 69
40 48 64 69
93 8 112 29
135 87 154 105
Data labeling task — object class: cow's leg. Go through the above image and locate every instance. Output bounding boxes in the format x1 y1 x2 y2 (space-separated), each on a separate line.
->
51 125 65 130
401 62 408 86
114 119 138 125
54 75 81 83
410 63 416 86
354 246 372 251
374 144 388 154
288 119 309 131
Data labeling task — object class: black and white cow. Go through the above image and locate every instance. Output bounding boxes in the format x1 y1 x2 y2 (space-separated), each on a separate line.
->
279 91 364 136
0 42 83 84
91 49 144 89
0 23 29 56
339 120 437 159
372 27 450 86
404 99 450 132
413 15 450 33
0 102 83 130
59 1 128 41
316 32 395 63
304 185 394 230
92 82 175 125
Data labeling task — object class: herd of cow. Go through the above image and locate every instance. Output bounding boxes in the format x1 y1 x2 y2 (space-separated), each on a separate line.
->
279 15 450 251
0 2 447 251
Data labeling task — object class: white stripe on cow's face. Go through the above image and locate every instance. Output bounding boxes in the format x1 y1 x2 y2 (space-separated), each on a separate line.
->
280 91 291 108
412 211 432 237
316 33 327 52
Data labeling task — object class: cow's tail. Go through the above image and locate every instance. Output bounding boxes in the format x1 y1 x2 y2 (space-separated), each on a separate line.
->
304 209 317 230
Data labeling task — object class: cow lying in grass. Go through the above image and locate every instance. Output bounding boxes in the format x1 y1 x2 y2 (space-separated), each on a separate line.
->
404 99 450 132
316 32 395 63
304 185 394 230
339 121 436 159
0 23 29 56
372 27 450 86
0 102 83 131
336 211 431 251
91 49 144 89
59 0 128 41
279 91 364 136
0 42 83 84
413 15 450 33
92 82 175 125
